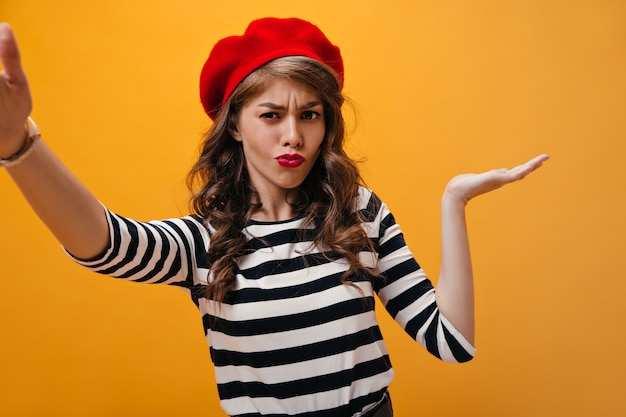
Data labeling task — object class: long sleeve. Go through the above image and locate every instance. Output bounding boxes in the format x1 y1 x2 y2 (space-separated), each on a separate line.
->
359 189 476 363
66 207 210 290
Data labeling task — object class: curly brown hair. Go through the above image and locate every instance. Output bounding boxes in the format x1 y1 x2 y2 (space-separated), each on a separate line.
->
187 56 375 303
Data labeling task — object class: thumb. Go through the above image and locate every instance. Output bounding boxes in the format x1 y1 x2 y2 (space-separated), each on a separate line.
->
0 23 27 85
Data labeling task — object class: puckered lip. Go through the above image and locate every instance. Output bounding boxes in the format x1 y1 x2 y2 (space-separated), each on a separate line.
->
275 153 305 161
276 153 305 168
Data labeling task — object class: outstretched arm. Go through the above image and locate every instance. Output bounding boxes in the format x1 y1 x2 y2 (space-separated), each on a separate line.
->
435 154 549 345
0 23 109 259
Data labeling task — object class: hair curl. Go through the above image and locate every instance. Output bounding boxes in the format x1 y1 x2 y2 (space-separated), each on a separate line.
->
187 56 375 303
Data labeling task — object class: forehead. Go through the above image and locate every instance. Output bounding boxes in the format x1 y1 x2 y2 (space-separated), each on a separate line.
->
246 78 322 104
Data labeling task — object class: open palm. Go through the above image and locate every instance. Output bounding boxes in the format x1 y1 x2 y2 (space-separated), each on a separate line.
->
445 154 550 204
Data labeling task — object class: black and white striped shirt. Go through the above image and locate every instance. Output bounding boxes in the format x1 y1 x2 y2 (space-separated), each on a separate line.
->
70 187 475 416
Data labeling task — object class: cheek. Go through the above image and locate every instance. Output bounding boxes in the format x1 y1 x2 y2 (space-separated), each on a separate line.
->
312 125 326 149
241 132 272 161
310 139 325 166
239 124 267 148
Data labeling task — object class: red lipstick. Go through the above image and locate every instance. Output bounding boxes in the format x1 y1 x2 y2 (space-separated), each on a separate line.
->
276 153 305 168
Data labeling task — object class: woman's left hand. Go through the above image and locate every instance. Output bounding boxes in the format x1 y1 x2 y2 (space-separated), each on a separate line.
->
436 153 549 343
444 154 550 205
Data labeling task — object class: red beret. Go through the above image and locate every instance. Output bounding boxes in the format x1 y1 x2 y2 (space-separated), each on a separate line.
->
199 17 344 120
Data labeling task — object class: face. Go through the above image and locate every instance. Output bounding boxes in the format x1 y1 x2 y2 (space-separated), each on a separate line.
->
230 78 326 203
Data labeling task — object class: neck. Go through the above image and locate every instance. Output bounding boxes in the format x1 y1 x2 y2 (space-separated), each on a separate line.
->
251 205 297 222
250 189 298 222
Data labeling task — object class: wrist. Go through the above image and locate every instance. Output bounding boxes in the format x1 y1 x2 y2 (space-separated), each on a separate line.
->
442 188 468 209
0 117 42 167
0 124 29 158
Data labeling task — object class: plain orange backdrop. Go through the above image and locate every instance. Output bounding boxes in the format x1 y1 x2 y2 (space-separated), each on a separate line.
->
1 1 625 416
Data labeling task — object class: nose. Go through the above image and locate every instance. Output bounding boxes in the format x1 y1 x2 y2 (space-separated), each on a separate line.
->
280 116 302 148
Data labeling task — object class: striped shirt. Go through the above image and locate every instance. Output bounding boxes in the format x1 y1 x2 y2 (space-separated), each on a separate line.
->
69 187 475 416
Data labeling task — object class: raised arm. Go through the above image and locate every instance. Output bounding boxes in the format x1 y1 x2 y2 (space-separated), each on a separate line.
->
435 154 549 345
0 23 109 259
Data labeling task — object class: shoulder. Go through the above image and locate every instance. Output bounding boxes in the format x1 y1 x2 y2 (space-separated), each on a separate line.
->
104 209 210 244
356 186 386 220
141 213 208 234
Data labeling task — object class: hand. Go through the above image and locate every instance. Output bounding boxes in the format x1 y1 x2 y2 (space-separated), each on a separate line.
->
444 154 550 205
0 23 33 156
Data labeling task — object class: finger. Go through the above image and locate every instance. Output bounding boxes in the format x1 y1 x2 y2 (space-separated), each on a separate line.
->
0 23 27 84
525 153 550 168
508 154 550 180
522 153 550 174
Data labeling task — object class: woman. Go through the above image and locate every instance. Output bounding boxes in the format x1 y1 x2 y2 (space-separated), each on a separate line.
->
0 18 547 417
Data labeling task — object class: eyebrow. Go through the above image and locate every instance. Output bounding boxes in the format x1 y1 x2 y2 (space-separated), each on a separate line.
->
256 101 323 110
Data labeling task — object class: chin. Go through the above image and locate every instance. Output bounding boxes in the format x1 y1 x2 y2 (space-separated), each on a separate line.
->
277 175 309 191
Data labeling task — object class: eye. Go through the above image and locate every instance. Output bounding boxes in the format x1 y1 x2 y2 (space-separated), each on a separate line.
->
260 112 279 119
301 111 321 120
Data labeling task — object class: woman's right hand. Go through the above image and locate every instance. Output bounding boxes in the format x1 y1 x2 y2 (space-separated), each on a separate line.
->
0 23 33 157
0 23 110 259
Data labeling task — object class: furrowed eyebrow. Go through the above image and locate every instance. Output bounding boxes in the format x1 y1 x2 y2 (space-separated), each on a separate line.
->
299 101 323 110
256 101 322 110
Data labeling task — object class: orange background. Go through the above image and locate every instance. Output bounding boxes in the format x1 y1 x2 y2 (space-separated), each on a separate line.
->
1 1 625 416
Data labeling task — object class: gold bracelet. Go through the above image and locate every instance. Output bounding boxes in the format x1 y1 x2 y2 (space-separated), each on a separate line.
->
0 117 42 168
